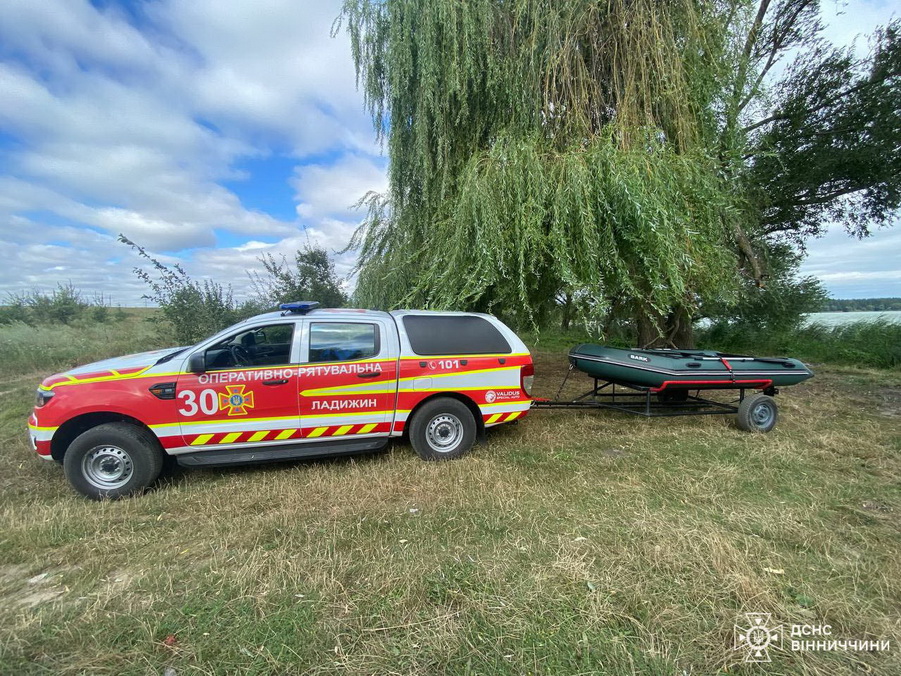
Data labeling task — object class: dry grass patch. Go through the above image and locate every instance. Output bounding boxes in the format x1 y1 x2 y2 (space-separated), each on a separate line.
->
0 337 898 674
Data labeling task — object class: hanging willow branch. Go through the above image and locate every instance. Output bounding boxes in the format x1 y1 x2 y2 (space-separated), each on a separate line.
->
340 0 741 329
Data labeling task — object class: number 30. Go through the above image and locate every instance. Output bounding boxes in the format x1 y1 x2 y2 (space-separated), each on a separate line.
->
178 389 218 416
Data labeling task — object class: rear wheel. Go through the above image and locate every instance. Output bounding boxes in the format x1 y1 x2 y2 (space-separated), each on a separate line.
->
63 423 164 500
409 398 477 461
736 394 778 433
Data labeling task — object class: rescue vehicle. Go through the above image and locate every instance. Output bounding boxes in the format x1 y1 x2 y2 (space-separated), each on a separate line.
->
28 302 534 500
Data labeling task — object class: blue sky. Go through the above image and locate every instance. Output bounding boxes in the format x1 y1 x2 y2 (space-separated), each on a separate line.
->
0 0 898 306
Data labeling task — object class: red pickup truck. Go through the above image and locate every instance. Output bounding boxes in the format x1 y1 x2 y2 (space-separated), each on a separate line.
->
28 303 534 499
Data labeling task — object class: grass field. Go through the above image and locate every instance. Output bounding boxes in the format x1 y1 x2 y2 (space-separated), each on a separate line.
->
0 319 899 674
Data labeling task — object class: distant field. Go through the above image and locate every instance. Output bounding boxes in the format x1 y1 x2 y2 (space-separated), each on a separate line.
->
0 322 898 674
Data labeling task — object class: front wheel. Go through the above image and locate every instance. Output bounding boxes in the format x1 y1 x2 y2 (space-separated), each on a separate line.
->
63 423 164 500
409 398 477 461
736 394 778 433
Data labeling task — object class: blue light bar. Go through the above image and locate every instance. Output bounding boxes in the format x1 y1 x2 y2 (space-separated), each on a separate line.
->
279 301 320 314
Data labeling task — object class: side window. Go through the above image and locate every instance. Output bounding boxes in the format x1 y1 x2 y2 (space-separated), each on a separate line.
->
308 323 380 363
402 316 511 355
204 323 295 370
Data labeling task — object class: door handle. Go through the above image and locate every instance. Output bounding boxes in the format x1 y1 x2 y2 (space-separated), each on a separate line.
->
357 372 380 379
262 379 289 385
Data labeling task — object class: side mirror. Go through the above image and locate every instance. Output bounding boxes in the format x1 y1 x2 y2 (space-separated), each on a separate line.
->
187 352 206 374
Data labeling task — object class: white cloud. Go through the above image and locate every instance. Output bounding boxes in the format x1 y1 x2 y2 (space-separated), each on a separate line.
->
293 154 388 221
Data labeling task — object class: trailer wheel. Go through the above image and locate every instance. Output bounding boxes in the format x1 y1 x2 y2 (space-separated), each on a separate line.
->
63 423 164 500
409 398 477 461
736 394 778 433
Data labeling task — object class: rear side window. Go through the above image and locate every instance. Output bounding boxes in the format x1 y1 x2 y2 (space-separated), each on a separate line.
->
402 315 511 355
309 323 380 363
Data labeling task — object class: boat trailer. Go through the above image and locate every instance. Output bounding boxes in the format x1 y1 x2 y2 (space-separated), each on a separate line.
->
532 364 782 432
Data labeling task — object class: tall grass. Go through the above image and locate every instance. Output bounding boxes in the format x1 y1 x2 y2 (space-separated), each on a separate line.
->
700 319 901 369
0 315 166 378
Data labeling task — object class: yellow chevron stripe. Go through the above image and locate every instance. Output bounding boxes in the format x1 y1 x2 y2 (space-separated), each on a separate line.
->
506 411 522 422
358 423 377 434
275 429 295 440
220 432 241 444
191 434 214 446
248 430 269 442
307 427 327 438
486 414 502 424
333 425 353 436
172 414 300 428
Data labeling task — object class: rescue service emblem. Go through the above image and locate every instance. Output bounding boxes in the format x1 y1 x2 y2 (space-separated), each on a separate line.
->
218 385 255 416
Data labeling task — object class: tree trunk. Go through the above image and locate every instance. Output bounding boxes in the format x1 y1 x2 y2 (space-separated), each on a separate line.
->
561 292 574 331
636 305 695 348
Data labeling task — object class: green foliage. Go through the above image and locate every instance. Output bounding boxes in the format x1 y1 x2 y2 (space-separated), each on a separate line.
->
743 20 901 240
342 0 901 342
354 131 737 328
700 319 901 369
703 242 829 331
342 0 739 330
0 284 122 327
121 236 348 345
251 245 348 308
119 235 264 345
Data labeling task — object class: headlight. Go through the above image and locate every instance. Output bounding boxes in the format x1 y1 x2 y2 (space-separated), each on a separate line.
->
35 389 54 407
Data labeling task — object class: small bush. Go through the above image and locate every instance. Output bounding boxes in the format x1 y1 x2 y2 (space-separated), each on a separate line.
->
0 285 122 327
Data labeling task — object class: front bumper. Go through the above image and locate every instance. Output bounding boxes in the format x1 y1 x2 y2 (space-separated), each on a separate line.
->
27 413 54 459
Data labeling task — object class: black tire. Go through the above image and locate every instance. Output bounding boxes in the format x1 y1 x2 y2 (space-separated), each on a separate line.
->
63 423 164 500
409 398 477 461
736 394 778 433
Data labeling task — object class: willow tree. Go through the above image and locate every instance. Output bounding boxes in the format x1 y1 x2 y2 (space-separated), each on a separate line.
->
340 0 740 344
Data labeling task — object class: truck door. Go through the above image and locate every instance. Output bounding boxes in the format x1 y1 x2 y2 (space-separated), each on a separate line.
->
176 322 301 450
298 318 398 440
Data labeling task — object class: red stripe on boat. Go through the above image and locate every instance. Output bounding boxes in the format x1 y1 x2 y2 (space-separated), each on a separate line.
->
651 378 773 393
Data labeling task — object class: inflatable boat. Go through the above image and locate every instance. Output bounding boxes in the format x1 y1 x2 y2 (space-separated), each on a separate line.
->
568 344 813 392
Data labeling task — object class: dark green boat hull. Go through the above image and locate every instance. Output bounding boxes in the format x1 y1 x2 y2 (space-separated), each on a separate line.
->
569 344 813 391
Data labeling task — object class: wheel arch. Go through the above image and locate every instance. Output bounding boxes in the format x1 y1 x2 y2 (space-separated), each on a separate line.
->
50 412 160 462
404 392 485 439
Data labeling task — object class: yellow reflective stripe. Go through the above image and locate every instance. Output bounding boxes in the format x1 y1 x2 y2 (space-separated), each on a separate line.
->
249 431 269 442
45 367 170 389
399 352 529 361
506 411 521 422
398 366 518 383
27 424 58 432
220 432 241 444
301 385 396 396
333 425 353 436
358 423 377 434
486 414 502 424
275 429 295 440
191 434 214 445
307 427 327 438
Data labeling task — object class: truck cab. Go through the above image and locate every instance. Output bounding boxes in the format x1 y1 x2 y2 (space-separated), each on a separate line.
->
28 303 534 499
